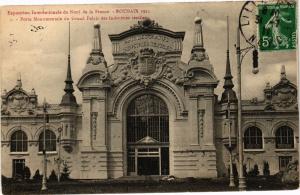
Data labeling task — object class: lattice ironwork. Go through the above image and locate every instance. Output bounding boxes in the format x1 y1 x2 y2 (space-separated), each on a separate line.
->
244 126 263 149
276 126 294 149
127 94 169 143
38 129 56 152
11 130 28 152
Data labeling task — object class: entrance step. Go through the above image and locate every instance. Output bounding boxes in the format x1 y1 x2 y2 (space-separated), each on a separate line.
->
118 175 163 181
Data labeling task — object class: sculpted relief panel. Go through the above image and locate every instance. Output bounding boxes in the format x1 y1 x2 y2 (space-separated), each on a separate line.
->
264 77 298 110
1 90 37 116
272 85 297 108
108 19 217 89
111 48 186 86
108 19 188 87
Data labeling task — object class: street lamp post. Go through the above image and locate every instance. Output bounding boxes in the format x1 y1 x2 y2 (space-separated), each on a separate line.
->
236 27 259 190
55 127 63 182
236 28 246 190
227 94 235 187
236 1 261 190
41 98 48 191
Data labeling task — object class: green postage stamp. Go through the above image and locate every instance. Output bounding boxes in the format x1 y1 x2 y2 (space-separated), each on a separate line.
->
258 3 296 51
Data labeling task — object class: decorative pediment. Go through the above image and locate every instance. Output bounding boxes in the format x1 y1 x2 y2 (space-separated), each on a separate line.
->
7 91 29 112
77 70 111 91
184 67 219 87
137 136 159 144
109 18 185 54
2 86 37 116
108 19 190 87
263 66 297 110
81 73 101 85
272 81 297 108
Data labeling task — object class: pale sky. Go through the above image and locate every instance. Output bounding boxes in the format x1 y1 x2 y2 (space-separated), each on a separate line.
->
1 2 297 104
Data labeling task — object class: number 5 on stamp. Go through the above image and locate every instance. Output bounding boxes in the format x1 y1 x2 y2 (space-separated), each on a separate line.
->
258 3 296 51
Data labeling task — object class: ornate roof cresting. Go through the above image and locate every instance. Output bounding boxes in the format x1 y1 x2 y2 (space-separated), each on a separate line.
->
1 77 38 116
264 65 297 110
130 18 162 29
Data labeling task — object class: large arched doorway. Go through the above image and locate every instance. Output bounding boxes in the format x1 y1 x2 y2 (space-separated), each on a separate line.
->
127 94 169 176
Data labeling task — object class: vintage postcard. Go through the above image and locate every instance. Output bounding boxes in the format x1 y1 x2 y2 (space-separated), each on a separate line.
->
0 0 298 193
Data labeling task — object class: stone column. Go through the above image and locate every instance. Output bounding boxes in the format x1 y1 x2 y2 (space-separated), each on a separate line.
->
189 97 199 145
82 98 91 149
203 95 215 149
93 91 107 150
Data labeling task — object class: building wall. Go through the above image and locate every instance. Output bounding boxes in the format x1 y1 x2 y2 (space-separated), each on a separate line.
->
215 109 299 177
1 119 63 178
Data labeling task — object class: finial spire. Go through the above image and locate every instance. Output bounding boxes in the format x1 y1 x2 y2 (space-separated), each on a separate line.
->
93 23 102 52
66 22 72 83
220 16 237 103
68 22 70 57
223 16 234 89
85 22 107 68
193 12 204 49
227 16 229 51
188 13 212 69
15 72 22 89
281 65 286 80
60 22 77 106
43 97 47 111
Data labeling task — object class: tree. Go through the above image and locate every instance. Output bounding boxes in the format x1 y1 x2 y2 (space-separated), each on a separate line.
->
32 169 42 181
24 166 31 180
49 170 58 182
263 161 270 176
60 162 70 181
248 164 259 177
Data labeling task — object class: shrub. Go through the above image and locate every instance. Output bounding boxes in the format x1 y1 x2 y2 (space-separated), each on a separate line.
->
24 166 31 179
263 161 270 176
60 162 70 181
2 175 10 183
248 164 259 177
32 169 42 181
49 170 58 182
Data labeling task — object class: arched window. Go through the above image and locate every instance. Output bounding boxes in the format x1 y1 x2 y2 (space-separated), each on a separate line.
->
127 94 169 143
11 130 28 152
275 126 294 149
39 130 56 152
244 126 263 149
